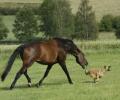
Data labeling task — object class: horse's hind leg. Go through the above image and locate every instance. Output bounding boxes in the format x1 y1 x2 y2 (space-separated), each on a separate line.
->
24 70 31 87
10 67 26 90
36 64 53 87
10 61 33 89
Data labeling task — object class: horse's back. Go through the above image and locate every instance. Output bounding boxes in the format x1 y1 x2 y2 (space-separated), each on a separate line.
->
22 39 59 64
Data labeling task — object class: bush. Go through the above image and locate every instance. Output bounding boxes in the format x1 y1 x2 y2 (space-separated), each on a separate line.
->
99 15 113 32
12 7 39 41
112 16 120 30
113 16 120 38
0 17 9 40
38 0 74 38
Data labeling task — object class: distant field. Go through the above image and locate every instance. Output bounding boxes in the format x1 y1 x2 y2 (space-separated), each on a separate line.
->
0 0 120 20
0 0 41 3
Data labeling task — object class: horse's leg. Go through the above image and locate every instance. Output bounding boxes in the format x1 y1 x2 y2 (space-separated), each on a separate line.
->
36 64 53 87
24 70 31 87
59 62 73 84
10 67 26 90
10 61 33 90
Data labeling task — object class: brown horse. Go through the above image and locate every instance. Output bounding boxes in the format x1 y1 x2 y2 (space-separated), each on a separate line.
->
1 38 88 89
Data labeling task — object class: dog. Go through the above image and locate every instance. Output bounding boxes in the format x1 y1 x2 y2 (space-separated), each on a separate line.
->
85 66 111 83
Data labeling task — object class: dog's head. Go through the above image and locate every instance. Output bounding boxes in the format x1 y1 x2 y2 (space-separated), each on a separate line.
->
104 66 111 71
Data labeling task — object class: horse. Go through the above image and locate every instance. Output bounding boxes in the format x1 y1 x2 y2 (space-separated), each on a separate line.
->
1 37 88 89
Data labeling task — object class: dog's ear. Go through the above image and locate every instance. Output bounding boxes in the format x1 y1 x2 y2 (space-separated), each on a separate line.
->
108 66 111 71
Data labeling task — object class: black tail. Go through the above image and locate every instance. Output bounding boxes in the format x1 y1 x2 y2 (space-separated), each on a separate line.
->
1 46 23 81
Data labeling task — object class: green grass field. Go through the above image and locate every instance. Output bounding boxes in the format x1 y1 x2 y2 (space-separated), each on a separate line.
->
0 44 120 100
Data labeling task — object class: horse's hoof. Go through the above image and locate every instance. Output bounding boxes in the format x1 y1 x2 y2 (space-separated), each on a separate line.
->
69 81 73 84
28 83 32 87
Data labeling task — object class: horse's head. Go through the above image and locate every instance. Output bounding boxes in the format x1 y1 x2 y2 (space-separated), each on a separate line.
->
63 39 88 69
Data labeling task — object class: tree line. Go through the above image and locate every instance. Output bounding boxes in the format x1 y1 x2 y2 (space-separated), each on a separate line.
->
0 0 120 41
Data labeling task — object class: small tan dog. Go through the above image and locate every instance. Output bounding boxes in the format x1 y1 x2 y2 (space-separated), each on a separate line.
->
85 66 111 83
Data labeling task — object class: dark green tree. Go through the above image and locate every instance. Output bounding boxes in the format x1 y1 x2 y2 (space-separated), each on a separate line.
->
75 0 98 40
0 16 9 40
99 15 113 32
12 7 39 41
38 0 74 38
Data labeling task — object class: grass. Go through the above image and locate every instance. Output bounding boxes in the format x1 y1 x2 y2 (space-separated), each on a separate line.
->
0 46 120 100
2 15 15 40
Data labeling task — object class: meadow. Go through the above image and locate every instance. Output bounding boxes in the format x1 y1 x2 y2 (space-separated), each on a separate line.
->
0 38 120 100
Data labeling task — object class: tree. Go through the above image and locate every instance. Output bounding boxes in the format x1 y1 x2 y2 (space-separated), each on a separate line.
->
12 7 39 41
75 0 98 40
99 15 113 32
38 0 74 38
0 16 9 40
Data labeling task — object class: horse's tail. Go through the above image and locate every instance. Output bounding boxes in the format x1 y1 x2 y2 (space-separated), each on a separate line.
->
1 46 23 81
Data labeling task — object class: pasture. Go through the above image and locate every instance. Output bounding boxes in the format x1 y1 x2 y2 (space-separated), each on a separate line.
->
0 41 120 100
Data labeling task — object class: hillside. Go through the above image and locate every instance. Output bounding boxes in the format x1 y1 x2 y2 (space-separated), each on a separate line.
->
0 0 120 20
70 0 120 21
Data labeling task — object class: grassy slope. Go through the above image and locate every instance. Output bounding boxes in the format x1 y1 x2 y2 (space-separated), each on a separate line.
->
0 0 120 20
70 0 120 20
0 48 120 100
2 16 15 40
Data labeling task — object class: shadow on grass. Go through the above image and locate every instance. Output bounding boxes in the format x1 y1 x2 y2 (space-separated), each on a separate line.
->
82 80 95 83
0 81 67 90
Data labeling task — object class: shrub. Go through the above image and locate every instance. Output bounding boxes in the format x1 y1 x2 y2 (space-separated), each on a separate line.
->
111 16 120 38
99 14 113 32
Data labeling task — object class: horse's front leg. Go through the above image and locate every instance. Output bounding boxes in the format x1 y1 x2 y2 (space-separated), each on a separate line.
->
36 64 53 87
59 61 73 84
